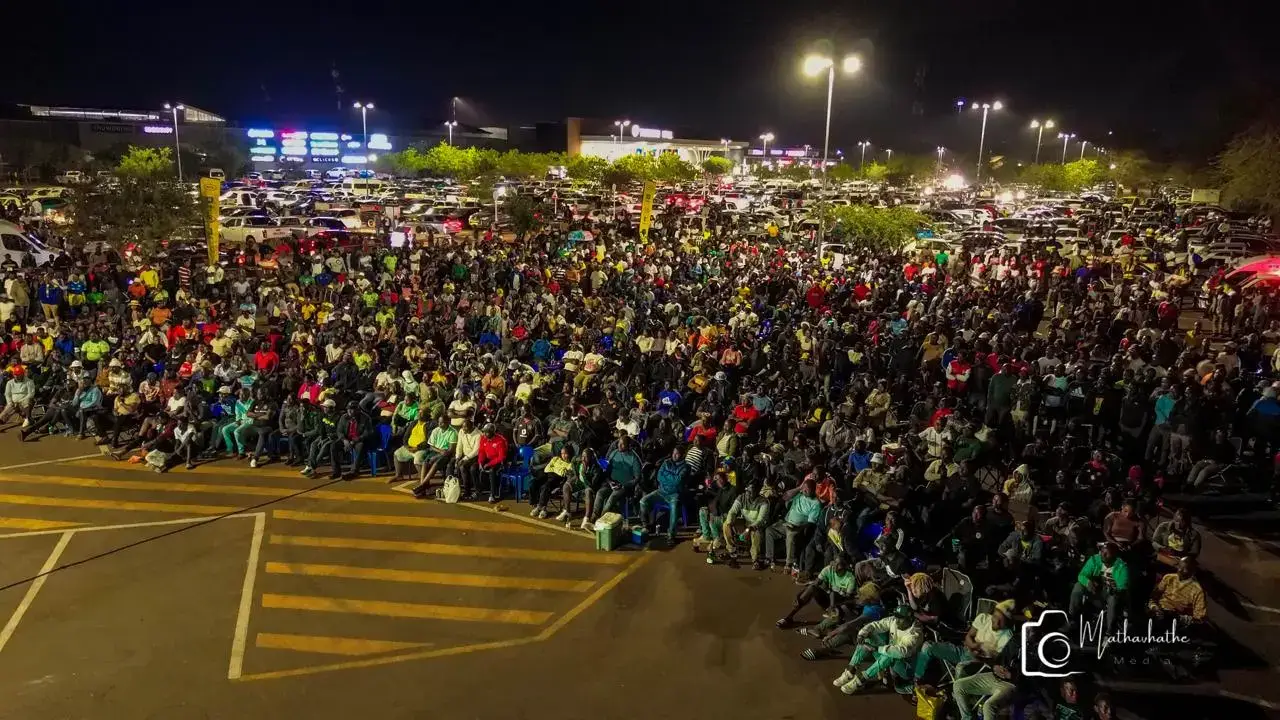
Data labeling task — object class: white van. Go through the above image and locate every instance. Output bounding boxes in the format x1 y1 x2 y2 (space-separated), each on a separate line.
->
340 178 385 195
0 220 60 266
219 189 260 209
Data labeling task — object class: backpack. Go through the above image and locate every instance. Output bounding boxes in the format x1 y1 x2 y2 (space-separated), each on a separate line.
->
437 476 462 504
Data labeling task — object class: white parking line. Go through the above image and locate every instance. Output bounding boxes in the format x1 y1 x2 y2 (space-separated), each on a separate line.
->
0 453 103 472
0 531 74 654
0 513 260 540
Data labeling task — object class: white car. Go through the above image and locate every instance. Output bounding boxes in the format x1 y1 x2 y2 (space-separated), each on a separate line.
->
0 220 61 266
219 216 291 245
55 170 88 184
304 217 350 236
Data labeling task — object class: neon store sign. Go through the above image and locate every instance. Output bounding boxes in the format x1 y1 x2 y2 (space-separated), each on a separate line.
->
244 127 392 163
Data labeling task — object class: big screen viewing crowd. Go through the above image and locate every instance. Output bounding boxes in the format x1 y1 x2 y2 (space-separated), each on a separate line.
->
2 194 1277 720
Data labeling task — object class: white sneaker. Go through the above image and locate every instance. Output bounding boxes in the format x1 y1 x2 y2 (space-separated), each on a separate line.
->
249 458 258 468
579 518 592 531
839 676 865 695
555 510 569 522
536 508 548 519
529 505 541 516
832 669 854 688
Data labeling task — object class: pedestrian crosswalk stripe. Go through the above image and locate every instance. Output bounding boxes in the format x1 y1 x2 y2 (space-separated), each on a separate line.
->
269 534 632 565
261 593 554 625
270 509 552 536
264 561 596 592
0 493 238 515
255 632 430 656
0 473 416 505
0 517 82 530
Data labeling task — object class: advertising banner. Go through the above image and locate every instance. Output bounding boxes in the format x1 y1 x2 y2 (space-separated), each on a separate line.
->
198 177 221 265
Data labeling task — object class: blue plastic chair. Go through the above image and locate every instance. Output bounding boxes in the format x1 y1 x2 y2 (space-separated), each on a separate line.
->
648 496 690 530
352 424 393 477
500 445 536 500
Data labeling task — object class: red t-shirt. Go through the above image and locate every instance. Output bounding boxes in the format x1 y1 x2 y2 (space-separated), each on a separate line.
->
254 350 280 372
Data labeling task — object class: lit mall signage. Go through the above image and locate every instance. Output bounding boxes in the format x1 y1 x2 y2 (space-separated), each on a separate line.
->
784 149 808 158
630 125 674 140
143 125 174 134
244 126 391 163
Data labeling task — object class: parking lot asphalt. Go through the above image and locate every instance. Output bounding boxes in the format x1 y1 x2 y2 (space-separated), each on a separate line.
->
0 434 1277 720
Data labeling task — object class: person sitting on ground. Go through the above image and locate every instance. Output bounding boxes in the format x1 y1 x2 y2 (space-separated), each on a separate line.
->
1069 542 1130 633
799 582 885 661
913 599 1015 687
834 602 924 695
777 552 858 630
1151 508 1201 566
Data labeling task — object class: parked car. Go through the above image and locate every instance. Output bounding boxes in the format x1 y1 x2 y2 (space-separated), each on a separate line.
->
0 220 61 266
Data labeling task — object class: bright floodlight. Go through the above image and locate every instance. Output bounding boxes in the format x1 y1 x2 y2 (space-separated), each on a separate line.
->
942 174 966 190
1109 163 1117 170
992 101 1003 110
803 54 834 76
842 55 862 73
971 102 979 110
1045 119 1055 128
760 132 774 141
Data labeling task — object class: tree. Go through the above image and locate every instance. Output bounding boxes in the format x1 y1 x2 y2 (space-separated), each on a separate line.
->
1218 125 1280 215
567 155 608 181
652 153 697 184
779 164 813 182
504 193 545 239
828 163 859 183
116 146 175 179
67 173 200 254
701 156 733 177
827 205 926 252
862 161 889 182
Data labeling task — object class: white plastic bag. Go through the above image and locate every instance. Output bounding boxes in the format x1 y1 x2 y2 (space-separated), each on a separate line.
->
437 476 462 504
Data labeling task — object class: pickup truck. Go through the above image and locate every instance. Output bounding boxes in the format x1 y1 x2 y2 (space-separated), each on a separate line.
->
219 216 291 245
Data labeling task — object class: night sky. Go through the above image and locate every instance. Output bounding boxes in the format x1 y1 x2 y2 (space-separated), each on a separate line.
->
8 1 1277 163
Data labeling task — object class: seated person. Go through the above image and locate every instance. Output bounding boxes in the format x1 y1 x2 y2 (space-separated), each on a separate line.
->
1148 556 1207 625
527 444 576 521
1069 542 1130 634
940 504 997 574
854 511 910 586
764 479 822 573
776 553 857 629
903 572 946 626
798 582 885 661
1042 503 1077 545
721 483 773 569
1102 500 1146 553
1151 508 1201 566
913 599 1015 686
833 603 924 695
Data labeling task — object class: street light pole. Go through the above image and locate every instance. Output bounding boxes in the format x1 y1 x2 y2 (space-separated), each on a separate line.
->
858 140 869 170
1058 133 1074 164
445 121 457 146
1079 140 1089 161
970 101 1002 182
821 63 835 174
760 132 774 158
353 101 374 162
163 103 184 181
1030 119 1054 164
614 119 630 145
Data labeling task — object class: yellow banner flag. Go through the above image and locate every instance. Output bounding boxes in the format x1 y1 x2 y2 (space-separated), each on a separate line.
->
638 181 656 243
199 177 221 266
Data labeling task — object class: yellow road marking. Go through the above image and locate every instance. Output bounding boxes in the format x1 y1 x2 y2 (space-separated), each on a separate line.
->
269 534 633 565
264 561 595 592
234 553 653 682
0 473 414 505
270 509 550 536
0 493 237 515
0 517 82 530
255 633 430 656
261 593 553 625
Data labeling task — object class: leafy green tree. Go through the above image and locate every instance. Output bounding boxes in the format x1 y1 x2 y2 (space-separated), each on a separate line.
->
862 161 889 182
701 156 733 177
653 153 697 184
116 146 175 179
67 174 200 254
504 193 545 239
567 155 609 181
1218 125 1280 215
780 164 813 182
827 205 926 251
828 163 858 183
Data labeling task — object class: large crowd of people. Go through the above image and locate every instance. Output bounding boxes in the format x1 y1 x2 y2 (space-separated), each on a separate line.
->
1 191 1273 719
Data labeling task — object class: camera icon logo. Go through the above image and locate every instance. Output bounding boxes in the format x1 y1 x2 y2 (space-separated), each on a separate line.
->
1021 609 1083 678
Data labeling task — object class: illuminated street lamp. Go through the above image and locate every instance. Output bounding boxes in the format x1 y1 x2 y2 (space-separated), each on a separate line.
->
445 120 458 146
1057 132 1076 164
1029 119 1054 164
970 100 1003 182
802 53 862 176
162 103 184 180
720 138 732 157
759 132 775 157
1079 139 1089 161
353 101 374 159
857 140 871 169
614 119 631 144
885 148 893 163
